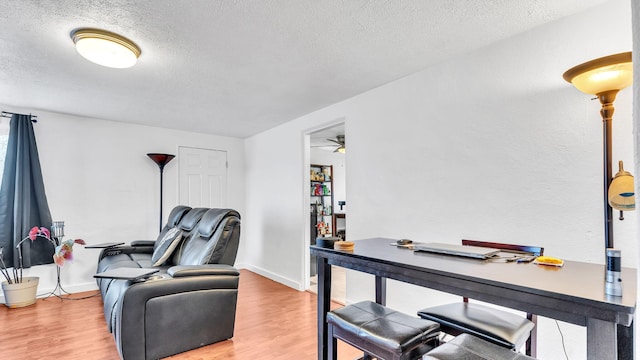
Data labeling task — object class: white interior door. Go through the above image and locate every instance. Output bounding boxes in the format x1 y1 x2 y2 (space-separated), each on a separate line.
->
178 146 228 208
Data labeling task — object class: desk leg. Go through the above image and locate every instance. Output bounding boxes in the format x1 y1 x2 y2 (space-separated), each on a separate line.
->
617 322 634 360
587 318 617 360
317 257 333 360
526 313 537 358
375 275 386 306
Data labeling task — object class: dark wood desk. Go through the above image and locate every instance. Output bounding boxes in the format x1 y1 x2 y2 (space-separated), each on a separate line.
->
311 237 636 360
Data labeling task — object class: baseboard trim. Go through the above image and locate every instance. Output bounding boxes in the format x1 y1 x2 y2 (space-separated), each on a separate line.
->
236 262 303 290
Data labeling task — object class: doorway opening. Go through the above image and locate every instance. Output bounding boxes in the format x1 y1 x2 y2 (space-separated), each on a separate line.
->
306 122 347 304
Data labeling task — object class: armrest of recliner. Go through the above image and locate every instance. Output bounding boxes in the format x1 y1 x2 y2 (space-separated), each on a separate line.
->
167 264 239 278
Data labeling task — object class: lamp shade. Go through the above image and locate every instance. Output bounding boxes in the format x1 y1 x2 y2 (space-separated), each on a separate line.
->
147 153 175 170
562 52 632 95
71 28 141 69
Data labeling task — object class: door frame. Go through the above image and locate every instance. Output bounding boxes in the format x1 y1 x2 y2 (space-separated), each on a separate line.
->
302 118 346 290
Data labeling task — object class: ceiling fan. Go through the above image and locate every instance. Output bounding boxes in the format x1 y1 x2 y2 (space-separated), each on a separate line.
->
314 135 345 153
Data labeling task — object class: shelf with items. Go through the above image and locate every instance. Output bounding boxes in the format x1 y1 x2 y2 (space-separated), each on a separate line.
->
310 165 332 182
310 164 335 238
310 183 332 197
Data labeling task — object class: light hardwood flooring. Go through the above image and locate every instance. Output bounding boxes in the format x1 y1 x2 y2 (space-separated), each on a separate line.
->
0 270 362 359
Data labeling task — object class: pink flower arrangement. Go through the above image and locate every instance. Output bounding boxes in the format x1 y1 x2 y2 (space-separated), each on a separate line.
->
28 226 51 241
0 226 85 284
53 239 86 266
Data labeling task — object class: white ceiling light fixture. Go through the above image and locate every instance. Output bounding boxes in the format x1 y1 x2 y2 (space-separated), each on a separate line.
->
71 28 141 69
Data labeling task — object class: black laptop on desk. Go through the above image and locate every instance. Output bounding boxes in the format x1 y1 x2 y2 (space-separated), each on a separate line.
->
413 242 500 259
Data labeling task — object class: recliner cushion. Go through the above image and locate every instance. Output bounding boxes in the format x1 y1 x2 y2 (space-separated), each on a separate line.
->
151 228 183 266
178 208 209 232
178 209 240 265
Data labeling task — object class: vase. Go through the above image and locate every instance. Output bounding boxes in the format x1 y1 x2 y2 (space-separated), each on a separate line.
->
1 277 39 308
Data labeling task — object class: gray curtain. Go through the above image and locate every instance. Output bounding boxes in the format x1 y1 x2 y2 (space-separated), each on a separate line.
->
0 114 53 268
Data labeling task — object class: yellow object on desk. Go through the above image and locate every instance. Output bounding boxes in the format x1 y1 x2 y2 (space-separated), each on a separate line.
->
334 241 354 251
533 256 564 267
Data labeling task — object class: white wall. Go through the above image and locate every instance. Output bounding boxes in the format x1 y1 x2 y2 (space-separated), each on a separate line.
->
0 105 246 297
633 0 640 356
243 1 635 358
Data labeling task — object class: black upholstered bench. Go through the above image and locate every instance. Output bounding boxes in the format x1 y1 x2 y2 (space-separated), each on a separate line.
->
417 302 534 351
423 333 536 360
327 301 440 360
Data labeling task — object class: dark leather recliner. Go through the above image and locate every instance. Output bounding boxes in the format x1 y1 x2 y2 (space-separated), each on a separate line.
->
96 207 241 360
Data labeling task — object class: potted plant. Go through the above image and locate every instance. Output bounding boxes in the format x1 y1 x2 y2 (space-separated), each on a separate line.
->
0 226 85 308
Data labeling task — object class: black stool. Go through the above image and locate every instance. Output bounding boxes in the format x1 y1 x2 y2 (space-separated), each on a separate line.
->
417 302 534 352
423 333 536 360
327 301 440 360
420 239 543 356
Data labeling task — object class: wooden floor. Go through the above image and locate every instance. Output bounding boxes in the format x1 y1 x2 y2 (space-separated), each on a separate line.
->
0 270 361 359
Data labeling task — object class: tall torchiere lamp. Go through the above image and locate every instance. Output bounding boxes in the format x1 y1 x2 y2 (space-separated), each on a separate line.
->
562 52 634 251
147 153 176 232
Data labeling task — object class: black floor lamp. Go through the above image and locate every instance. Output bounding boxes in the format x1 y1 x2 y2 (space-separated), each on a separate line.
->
147 153 175 232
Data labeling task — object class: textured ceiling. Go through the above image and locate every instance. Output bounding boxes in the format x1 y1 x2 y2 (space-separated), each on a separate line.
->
0 0 609 138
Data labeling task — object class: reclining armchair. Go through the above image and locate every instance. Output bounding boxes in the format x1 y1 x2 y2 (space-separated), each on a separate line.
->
96 206 241 360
